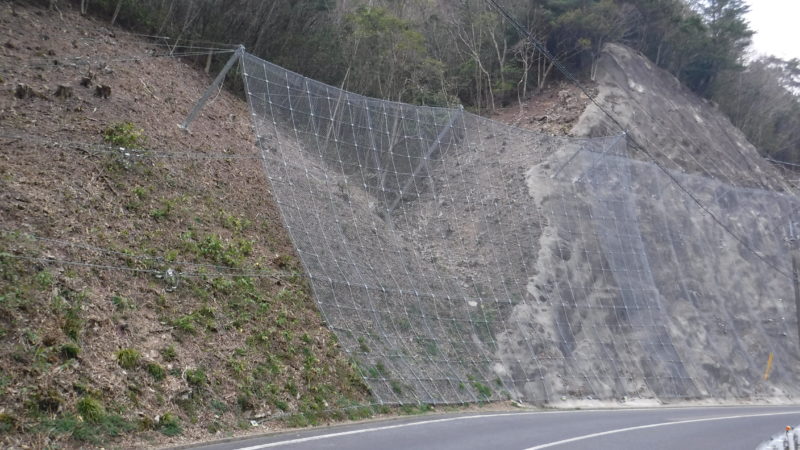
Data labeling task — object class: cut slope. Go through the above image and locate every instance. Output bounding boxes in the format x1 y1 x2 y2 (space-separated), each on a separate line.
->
242 42 800 407
501 44 800 403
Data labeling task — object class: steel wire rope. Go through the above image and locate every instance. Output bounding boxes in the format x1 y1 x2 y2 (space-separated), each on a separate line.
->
454 113 555 399
0 229 284 278
0 251 286 280
1 133 264 160
471 115 564 401
423 109 505 402
138 44 239 52
420 108 510 401
2 48 236 70
402 106 485 403
378 102 483 404
304 78 435 404
71 30 240 49
363 103 467 403
766 157 800 170
246 57 420 405
564 137 647 398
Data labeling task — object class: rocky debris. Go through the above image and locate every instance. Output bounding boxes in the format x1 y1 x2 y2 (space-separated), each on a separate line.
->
491 83 595 136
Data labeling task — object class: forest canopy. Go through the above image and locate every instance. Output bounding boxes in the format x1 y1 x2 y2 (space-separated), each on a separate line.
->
35 0 800 163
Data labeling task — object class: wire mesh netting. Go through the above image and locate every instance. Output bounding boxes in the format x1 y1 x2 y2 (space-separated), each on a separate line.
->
241 51 800 405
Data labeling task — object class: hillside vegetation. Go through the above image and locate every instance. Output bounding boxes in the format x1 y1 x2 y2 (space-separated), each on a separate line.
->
2 0 800 448
0 4 370 448
41 0 800 162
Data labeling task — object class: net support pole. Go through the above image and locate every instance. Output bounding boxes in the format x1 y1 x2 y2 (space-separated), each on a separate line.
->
179 45 245 131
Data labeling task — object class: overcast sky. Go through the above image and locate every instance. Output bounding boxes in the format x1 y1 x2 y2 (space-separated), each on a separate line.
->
745 0 800 60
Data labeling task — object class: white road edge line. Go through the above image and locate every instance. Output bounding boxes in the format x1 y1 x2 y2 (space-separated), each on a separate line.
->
232 412 543 449
231 409 800 450
523 410 800 449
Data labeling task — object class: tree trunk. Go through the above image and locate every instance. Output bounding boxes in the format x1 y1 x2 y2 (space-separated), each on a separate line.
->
110 0 123 26
156 0 175 36
518 46 530 108
539 59 556 90
49 0 62 19
205 50 213 74
170 2 197 56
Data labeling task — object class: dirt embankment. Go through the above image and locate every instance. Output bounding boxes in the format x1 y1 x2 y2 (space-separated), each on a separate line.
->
0 3 367 448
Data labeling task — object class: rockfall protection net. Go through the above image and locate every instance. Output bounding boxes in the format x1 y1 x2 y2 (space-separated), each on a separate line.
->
241 52 800 405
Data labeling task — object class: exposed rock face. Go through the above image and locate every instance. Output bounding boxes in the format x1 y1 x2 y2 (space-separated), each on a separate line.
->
495 43 799 403
573 43 785 192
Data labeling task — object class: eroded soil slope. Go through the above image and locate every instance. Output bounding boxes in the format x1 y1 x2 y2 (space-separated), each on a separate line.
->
0 4 367 448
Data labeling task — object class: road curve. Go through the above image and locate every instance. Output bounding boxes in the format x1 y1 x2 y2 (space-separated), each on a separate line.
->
189 405 800 450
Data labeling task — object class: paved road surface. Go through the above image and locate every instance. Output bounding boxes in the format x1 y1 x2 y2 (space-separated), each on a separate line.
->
190 405 800 450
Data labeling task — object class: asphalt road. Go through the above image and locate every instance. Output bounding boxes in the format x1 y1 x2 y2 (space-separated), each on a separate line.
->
190 405 800 450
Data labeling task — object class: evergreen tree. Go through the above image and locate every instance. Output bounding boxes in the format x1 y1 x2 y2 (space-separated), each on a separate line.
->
685 0 753 95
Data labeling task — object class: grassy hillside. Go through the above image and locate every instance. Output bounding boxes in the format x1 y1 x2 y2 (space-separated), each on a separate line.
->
0 3 370 447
